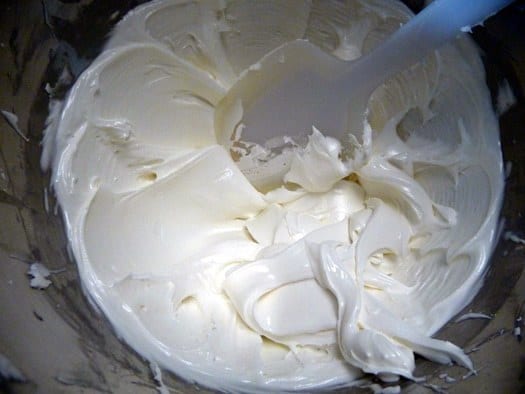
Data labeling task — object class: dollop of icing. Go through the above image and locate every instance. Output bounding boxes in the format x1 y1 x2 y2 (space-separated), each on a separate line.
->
42 0 503 392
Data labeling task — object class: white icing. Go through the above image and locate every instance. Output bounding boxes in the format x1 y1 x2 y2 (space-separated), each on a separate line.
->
42 0 504 392
454 312 492 323
368 383 402 394
27 263 52 289
150 362 170 394
0 354 25 382
496 78 516 115
1 109 29 142
44 186 50 213
27 262 65 289
504 231 525 245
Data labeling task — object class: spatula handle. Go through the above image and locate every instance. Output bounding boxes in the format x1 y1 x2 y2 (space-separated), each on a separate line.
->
346 0 513 90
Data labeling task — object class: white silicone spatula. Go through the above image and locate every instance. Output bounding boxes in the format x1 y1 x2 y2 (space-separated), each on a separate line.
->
215 0 512 152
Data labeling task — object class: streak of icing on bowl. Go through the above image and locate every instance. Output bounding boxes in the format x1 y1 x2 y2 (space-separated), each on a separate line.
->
41 0 504 392
27 262 52 289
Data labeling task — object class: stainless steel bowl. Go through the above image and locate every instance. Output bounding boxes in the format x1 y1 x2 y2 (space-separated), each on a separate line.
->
1 1 524 392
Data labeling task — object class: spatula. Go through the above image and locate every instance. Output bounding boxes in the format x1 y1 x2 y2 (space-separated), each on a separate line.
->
216 0 511 148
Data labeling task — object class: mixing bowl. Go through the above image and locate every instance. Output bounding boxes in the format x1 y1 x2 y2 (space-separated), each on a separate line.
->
1 1 524 392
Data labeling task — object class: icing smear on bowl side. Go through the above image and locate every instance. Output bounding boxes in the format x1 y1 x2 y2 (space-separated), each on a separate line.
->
41 0 504 392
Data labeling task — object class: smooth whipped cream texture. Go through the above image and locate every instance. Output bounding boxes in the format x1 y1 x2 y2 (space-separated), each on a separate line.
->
42 0 504 392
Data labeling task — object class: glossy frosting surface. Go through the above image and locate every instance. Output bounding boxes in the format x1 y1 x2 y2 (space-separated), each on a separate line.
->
42 0 504 391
